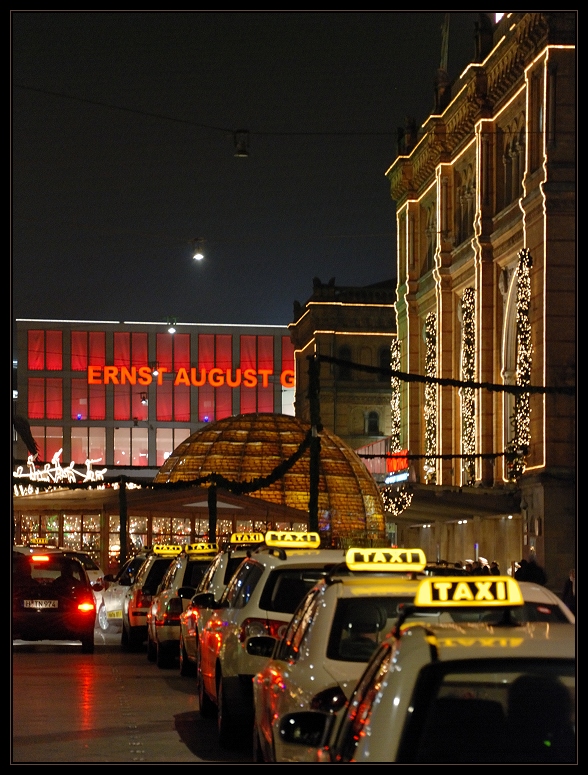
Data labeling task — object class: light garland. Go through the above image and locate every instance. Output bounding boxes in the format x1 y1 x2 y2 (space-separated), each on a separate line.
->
506 248 533 481
389 338 402 452
424 313 437 484
381 485 413 518
383 337 413 519
460 289 476 485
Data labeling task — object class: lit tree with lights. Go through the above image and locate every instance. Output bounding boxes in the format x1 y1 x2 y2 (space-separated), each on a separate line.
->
424 313 437 484
506 248 533 481
460 288 476 485
381 337 413 518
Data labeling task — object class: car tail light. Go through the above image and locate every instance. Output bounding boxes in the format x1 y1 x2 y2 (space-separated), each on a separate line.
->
310 685 347 713
77 600 96 614
239 617 288 642
31 554 50 562
133 589 152 608
158 597 183 626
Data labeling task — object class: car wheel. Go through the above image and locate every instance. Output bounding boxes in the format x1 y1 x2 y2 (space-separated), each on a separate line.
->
81 633 95 654
146 631 156 662
179 633 195 676
97 604 109 632
197 646 216 719
156 640 175 669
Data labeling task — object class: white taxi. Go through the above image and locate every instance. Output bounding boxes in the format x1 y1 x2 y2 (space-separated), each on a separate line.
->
95 552 149 631
278 575 576 764
251 547 427 762
197 532 346 748
178 532 266 677
146 542 218 668
121 544 182 650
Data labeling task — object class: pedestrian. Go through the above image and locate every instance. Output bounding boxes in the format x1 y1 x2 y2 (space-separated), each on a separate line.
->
464 559 474 574
490 560 500 576
515 556 547 585
561 569 575 616
478 557 491 576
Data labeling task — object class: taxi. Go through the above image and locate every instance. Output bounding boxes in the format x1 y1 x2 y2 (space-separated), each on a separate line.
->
121 544 182 650
95 552 149 631
197 531 346 748
251 547 427 762
146 542 218 668
278 576 577 764
178 532 266 677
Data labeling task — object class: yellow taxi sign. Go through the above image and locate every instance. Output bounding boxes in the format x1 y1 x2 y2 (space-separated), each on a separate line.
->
152 544 183 556
345 547 427 573
434 636 525 648
265 531 321 549
185 542 219 555
414 576 524 607
230 532 265 544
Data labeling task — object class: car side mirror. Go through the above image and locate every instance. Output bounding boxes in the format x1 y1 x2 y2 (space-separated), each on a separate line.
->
177 586 196 599
92 582 104 592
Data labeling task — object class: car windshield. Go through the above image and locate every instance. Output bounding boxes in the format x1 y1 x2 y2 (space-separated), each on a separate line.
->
397 658 576 764
13 553 88 588
327 596 415 662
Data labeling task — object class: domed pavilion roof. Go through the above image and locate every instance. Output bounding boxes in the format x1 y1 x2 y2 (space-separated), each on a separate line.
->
155 413 386 545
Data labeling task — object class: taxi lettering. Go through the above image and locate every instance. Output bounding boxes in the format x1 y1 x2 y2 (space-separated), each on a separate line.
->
345 547 427 572
414 576 523 606
230 532 265 544
265 531 321 548
436 636 525 648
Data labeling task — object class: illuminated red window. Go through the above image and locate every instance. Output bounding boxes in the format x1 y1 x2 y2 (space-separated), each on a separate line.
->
27 330 62 370
282 336 294 372
27 378 62 419
257 336 274 413
156 380 173 422
174 384 191 422
240 335 257 414
173 334 191 371
89 383 106 420
215 335 232 420
89 332 106 367
132 333 148 369
45 379 63 419
198 335 215 422
114 332 130 368
113 383 131 421
71 332 88 371
156 334 173 372
28 378 45 419
71 379 88 420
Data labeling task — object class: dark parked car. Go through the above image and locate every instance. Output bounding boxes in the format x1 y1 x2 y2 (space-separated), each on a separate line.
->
12 550 98 652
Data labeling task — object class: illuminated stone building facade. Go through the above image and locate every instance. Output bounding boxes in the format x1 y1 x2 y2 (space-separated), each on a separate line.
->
289 277 396 451
386 13 575 589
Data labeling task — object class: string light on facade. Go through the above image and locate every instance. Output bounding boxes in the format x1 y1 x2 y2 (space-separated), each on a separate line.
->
460 288 476 485
506 248 533 481
424 313 437 484
381 485 413 518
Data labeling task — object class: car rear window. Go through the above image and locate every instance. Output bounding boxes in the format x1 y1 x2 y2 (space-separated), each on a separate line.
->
259 567 335 614
182 559 213 589
141 558 175 594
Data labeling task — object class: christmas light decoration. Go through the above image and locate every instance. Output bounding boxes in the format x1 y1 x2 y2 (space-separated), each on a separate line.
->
424 313 437 484
506 248 533 481
460 289 476 485
381 485 413 517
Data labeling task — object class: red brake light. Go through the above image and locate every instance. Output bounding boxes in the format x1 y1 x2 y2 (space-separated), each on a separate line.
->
31 554 50 562
239 617 288 642
77 601 95 613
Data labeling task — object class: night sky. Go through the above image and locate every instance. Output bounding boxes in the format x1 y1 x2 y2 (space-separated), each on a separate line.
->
12 11 482 327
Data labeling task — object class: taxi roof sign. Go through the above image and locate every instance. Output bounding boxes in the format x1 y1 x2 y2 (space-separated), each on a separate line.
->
345 547 427 573
185 542 218 555
152 544 183 556
265 531 321 549
414 576 524 607
230 532 265 544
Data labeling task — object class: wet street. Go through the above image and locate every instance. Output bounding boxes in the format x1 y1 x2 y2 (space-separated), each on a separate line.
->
12 626 253 764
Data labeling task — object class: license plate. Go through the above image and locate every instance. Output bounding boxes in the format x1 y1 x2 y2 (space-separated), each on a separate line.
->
24 600 58 609
107 610 122 619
